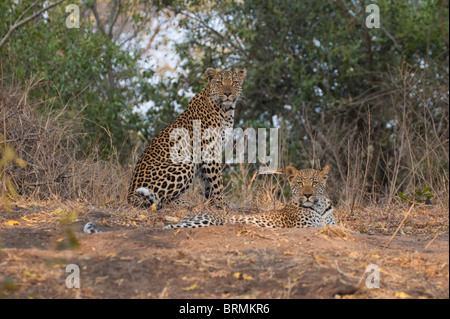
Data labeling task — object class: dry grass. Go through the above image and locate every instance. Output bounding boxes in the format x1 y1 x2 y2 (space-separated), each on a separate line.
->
298 63 449 210
317 224 357 241
0 77 132 206
335 203 448 236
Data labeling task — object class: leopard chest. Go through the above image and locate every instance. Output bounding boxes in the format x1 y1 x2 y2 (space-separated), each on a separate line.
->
221 106 236 131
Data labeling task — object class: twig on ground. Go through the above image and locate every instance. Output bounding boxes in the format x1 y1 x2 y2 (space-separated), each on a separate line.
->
418 231 441 255
383 203 415 249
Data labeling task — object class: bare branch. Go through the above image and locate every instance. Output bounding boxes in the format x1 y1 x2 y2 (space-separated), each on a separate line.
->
14 0 41 25
0 0 66 50
92 0 106 35
107 0 122 38
182 11 251 60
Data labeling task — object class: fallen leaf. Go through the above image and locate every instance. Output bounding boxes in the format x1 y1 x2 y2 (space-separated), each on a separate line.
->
23 270 37 278
4 220 20 226
21 217 36 223
283 251 295 256
236 230 248 236
233 272 240 279
242 274 254 280
181 283 198 291
52 208 64 215
395 292 412 299
120 256 133 260
164 216 179 222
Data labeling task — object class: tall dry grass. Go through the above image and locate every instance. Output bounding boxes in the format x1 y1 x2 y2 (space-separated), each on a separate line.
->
0 77 132 206
298 63 449 210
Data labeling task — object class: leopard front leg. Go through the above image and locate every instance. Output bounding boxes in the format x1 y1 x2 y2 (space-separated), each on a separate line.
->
200 161 225 207
129 162 195 209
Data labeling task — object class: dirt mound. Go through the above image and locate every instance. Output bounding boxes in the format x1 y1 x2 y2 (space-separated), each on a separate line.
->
0 202 448 299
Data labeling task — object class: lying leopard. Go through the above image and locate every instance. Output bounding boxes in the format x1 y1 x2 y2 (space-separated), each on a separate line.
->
128 68 247 209
164 165 336 229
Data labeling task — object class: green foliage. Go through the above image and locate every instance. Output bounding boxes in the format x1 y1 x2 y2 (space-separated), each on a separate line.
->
0 1 157 158
56 208 80 250
173 0 448 125
57 208 78 226
0 277 18 297
398 186 435 204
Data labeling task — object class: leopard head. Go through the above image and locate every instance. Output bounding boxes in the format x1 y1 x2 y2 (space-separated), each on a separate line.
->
205 68 246 108
285 165 330 208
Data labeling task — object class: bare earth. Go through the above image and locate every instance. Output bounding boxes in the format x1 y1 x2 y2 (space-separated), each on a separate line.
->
0 201 448 299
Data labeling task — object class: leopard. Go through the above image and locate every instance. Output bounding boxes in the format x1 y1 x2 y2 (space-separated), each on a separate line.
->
128 68 247 209
163 165 336 229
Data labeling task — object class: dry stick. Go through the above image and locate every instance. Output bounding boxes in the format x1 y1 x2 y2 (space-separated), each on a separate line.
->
418 231 440 255
383 203 415 249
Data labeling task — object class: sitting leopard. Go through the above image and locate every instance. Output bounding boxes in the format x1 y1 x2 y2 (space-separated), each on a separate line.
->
163 165 336 229
128 68 247 209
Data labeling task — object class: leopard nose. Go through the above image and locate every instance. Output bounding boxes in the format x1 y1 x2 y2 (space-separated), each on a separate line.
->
304 193 313 200
224 92 232 97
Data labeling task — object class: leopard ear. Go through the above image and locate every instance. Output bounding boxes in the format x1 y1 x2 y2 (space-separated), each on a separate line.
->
238 68 247 78
285 165 298 182
320 165 330 175
206 68 218 82
319 165 330 181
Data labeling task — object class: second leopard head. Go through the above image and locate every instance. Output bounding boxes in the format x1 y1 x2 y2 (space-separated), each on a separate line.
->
285 165 330 208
